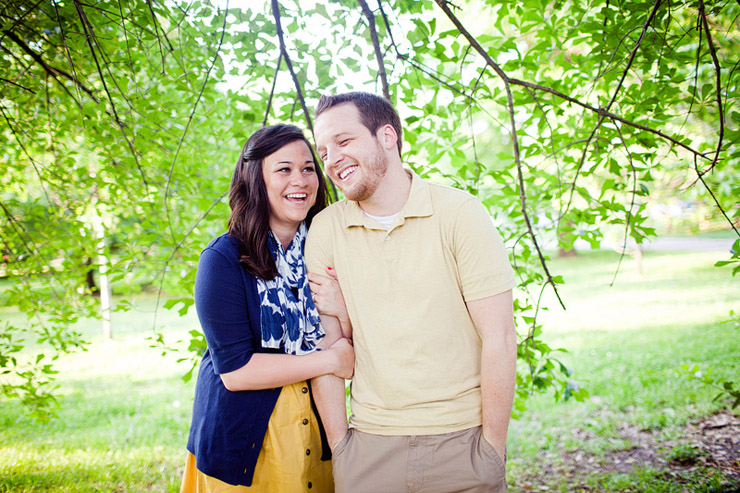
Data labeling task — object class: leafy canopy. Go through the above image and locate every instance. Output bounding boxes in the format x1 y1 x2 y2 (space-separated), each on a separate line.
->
1 0 737 418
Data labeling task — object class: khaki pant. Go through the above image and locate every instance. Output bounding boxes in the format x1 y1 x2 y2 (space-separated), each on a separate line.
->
331 426 506 493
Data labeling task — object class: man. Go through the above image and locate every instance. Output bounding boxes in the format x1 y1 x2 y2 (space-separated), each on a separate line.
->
306 91 517 492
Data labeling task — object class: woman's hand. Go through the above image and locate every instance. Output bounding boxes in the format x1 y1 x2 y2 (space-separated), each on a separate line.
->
326 337 354 379
309 267 349 323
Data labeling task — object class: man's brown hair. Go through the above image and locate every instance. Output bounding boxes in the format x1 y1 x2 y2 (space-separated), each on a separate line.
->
316 91 403 156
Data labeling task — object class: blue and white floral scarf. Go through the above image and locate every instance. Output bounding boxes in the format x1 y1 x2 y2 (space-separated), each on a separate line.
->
256 222 324 355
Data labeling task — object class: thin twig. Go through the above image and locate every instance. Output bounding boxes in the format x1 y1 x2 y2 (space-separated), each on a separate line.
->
679 21 702 133
271 0 314 136
116 0 139 96
0 199 54 278
697 0 725 175
145 0 166 73
377 0 397 47
377 1 473 102
73 0 149 192
2 28 98 101
0 105 52 205
565 0 663 213
263 51 282 126
51 0 85 104
0 0 46 44
0 77 35 93
693 155 740 236
163 0 229 244
524 86 566 230
610 124 639 287
153 189 229 334
358 0 390 100
593 26 643 83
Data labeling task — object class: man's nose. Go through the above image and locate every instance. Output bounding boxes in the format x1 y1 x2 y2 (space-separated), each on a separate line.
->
325 146 341 168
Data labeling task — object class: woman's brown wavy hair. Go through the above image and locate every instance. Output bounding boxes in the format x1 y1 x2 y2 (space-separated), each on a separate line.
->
228 124 328 280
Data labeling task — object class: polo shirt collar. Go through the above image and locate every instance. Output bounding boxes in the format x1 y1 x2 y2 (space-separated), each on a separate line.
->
344 169 433 228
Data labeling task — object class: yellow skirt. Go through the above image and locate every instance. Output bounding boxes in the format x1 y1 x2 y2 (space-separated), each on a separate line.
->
181 381 333 492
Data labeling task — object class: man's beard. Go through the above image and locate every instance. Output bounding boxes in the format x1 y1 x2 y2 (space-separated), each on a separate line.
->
343 142 388 202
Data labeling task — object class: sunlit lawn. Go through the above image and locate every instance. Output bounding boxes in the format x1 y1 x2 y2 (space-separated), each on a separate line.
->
507 249 740 491
1 247 738 491
0 298 200 493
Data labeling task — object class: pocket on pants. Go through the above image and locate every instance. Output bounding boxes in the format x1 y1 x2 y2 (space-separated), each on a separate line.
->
332 429 353 460
477 430 506 481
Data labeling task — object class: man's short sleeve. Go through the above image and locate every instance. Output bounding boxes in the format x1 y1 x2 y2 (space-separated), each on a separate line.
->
194 245 257 374
305 213 334 276
452 198 516 301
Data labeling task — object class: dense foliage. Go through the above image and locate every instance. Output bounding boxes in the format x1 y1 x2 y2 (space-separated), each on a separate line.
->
1 0 738 419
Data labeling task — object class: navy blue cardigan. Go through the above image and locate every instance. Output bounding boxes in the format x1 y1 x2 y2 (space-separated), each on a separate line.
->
186 233 330 486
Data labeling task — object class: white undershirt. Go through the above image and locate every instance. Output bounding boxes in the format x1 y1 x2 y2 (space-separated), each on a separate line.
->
363 211 399 230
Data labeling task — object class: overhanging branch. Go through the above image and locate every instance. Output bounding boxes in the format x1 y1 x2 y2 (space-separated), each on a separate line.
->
697 0 724 175
566 0 663 213
2 28 98 101
163 0 229 244
434 0 566 310
271 0 314 136
263 51 283 126
358 0 390 100
72 0 149 192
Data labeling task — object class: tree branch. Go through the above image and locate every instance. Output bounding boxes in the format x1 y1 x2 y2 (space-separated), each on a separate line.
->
145 0 166 73
72 0 149 192
2 28 98 101
271 0 314 136
697 0 724 175
263 51 282 126
693 156 740 236
358 0 390 100
0 76 35 93
610 123 639 287
566 0 663 213
163 1 229 243
508 77 707 158
434 0 566 309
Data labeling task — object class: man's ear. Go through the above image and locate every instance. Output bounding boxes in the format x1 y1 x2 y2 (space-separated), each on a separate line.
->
376 124 398 151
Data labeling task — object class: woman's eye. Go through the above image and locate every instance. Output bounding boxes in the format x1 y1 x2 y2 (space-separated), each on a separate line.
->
304 166 316 173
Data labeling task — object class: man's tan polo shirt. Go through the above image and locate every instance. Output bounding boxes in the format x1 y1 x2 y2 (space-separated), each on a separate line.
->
305 170 515 435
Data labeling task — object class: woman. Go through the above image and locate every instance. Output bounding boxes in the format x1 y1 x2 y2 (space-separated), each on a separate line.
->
181 124 354 492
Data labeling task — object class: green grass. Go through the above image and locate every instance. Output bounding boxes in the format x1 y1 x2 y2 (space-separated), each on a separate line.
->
1 250 739 491
507 250 740 491
0 298 200 492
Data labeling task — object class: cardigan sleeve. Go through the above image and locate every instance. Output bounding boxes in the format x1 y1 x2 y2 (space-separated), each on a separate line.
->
194 242 257 375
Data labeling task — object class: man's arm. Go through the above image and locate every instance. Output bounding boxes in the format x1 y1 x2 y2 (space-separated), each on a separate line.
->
466 289 516 461
305 214 351 450
311 315 350 451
